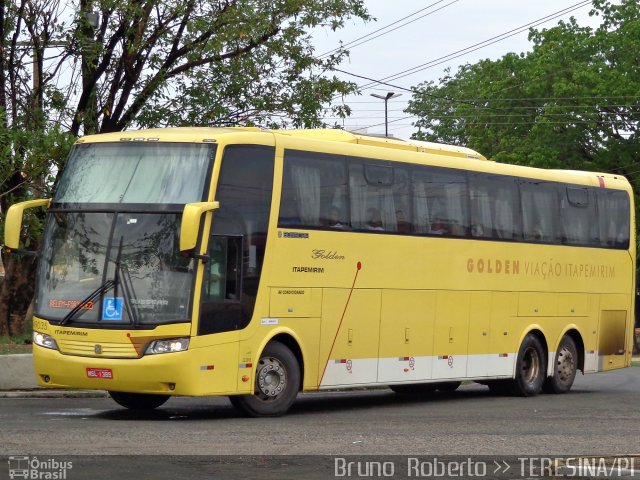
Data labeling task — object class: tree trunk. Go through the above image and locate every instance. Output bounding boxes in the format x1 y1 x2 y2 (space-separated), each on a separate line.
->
0 252 38 336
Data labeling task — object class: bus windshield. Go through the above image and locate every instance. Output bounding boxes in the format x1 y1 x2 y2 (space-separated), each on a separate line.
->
36 212 195 325
55 143 212 204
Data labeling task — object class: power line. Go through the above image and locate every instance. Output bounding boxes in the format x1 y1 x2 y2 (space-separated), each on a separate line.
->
326 109 640 119
354 111 638 133
333 68 640 112
317 0 459 59
334 68 490 111
445 96 640 103
355 0 592 91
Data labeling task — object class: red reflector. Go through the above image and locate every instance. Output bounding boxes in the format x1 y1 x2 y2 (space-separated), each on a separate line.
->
86 368 113 379
598 177 605 188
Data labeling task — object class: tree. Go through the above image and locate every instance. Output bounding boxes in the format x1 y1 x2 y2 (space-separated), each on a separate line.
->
407 0 639 189
0 0 370 335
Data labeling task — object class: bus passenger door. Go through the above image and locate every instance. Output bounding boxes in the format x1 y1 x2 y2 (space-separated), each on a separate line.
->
199 234 244 334
319 289 381 387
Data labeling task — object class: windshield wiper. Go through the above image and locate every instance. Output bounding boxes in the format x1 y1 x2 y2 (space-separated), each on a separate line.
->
59 279 115 325
59 236 138 327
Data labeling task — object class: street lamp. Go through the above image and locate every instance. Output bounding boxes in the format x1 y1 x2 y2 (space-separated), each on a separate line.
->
370 91 402 137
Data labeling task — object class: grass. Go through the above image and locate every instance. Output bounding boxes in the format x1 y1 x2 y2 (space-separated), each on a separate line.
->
0 334 33 355
0 315 34 355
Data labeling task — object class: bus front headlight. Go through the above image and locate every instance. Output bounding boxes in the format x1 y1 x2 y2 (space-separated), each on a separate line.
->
33 331 59 350
145 338 190 355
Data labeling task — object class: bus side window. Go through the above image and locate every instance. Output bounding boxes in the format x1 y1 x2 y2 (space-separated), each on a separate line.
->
520 180 561 244
469 175 493 239
280 151 349 230
597 189 630 249
393 167 412 234
560 186 598 246
412 166 469 237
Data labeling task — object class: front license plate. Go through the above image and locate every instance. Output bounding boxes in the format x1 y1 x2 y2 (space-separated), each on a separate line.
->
86 368 113 379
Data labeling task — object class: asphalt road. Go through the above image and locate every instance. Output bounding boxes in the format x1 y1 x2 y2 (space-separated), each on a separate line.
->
1 368 639 479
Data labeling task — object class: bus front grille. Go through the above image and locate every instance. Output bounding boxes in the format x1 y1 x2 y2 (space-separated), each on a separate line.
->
57 339 140 358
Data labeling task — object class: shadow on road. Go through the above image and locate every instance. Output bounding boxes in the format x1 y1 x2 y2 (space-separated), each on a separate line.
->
90 384 580 421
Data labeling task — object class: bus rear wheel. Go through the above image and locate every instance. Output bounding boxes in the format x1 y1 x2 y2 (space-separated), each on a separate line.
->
229 341 300 417
509 334 546 397
108 391 170 410
543 335 578 394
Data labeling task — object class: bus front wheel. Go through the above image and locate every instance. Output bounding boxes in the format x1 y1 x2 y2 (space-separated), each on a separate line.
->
542 335 578 394
509 334 546 397
229 341 300 417
108 391 170 410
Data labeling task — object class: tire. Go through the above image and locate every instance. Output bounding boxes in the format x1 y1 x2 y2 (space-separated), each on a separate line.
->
108 391 170 410
508 334 546 397
390 383 438 395
543 335 578 394
229 341 300 417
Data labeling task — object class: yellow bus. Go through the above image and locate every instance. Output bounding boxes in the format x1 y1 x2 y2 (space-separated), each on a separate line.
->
4 127 635 416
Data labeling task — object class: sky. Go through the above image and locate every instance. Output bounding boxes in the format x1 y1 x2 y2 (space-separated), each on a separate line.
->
312 0 605 139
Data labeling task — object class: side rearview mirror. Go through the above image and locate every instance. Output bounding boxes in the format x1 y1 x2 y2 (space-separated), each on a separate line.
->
180 201 220 251
3 198 52 250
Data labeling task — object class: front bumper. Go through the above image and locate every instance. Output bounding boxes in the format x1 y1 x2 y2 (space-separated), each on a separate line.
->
33 341 242 396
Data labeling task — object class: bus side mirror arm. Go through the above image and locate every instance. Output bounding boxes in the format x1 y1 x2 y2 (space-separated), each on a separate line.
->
3 198 52 250
180 201 220 252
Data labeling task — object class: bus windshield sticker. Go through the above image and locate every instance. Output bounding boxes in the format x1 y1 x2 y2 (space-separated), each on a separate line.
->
102 297 124 321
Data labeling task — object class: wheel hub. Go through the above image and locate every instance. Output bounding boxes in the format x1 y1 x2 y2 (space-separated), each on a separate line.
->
556 346 575 383
257 357 287 397
521 346 540 385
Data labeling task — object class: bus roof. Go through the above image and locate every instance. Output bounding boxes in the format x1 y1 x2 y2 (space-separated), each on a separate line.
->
77 127 486 160
76 127 629 192
276 129 487 161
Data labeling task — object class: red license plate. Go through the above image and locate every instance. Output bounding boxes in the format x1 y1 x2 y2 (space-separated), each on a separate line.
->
86 368 113 379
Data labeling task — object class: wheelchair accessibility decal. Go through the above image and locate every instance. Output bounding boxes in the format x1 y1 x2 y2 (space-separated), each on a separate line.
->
102 297 124 321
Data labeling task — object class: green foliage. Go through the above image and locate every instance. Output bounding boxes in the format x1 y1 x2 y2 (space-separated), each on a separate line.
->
67 0 370 133
0 0 370 332
407 0 640 256
1 0 371 235
407 0 639 175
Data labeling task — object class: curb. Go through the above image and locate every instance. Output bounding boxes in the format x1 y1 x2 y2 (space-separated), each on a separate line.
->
0 389 108 398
